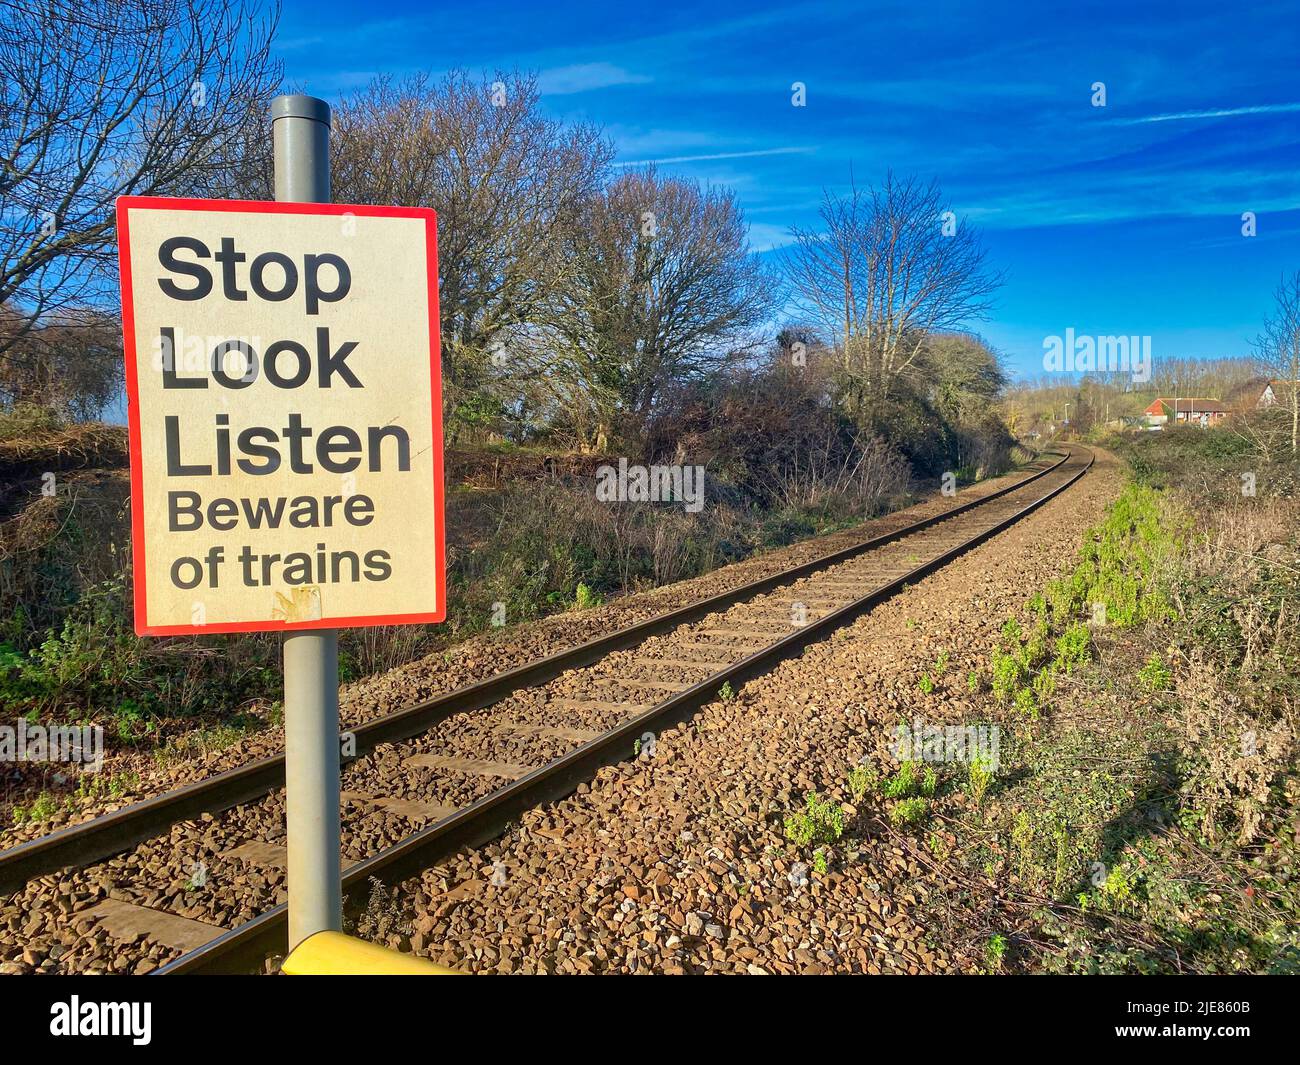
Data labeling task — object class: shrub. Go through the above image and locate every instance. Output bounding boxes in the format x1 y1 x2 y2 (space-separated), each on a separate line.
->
1031 667 1056 706
573 582 602 610
1176 654 1294 844
1136 654 1171 692
0 575 278 724
881 760 918 798
991 649 1024 703
1013 686 1039 720
889 797 929 826
1053 623 1092 673
985 933 1008 970
784 790 845 848
880 760 937 801
968 754 995 806
848 763 877 803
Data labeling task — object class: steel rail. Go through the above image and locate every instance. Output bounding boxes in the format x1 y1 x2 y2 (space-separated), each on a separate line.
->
0 450 1068 892
155 445 1092 974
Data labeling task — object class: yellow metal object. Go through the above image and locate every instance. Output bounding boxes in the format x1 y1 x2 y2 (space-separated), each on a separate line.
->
282 931 459 975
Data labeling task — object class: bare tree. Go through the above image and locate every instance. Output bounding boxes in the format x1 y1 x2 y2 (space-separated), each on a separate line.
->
782 171 1002 415
330 72 613 433
1149 355 1261 400
0 0 281 354
526 168 772 451
1254 271 1300 456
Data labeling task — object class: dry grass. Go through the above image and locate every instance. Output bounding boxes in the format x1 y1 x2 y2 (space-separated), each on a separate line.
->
0 420 127 481
1172 497 1299 844
1175 652 1293 844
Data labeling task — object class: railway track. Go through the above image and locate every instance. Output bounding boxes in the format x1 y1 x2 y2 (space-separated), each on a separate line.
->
0 445 1091 975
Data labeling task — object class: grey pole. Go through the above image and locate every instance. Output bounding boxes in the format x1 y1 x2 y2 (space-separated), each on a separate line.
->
271 93 342 951
272 94 331 202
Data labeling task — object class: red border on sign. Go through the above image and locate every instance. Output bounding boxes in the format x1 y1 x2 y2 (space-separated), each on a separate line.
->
116 194 446 636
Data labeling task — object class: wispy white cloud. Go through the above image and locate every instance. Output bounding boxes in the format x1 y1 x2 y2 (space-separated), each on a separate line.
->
537 62 650 95
745 221 797 253
616 146 814 166
953 168 1300 231
278 34 324 52
1117 102 1300 124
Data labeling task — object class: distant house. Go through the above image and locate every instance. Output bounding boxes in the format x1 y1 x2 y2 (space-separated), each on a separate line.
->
1141 397 1230 429
1225 378 1279 413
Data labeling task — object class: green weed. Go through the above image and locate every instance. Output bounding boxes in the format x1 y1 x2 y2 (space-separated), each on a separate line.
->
848 763 877 803
573 582 603 610
985 933 1008 970
784 791 845 848
968 754 995 806
1137 654 1172 692
1053 623 1092 673
889 797 929 826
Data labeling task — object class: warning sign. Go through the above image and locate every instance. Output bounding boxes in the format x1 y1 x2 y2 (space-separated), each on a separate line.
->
116 196 444 635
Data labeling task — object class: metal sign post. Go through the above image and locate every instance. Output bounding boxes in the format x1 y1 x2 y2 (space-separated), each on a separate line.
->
116 93 444 962
272 93 342 950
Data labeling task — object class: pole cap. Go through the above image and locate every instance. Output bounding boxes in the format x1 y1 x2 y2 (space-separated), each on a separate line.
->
271 94 331 128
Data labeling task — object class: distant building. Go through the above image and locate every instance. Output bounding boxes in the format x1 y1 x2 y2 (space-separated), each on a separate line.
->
1225 378 1279 413
1141 397 1230 428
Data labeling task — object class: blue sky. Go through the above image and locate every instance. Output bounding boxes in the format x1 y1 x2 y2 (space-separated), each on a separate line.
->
278 0 1300 382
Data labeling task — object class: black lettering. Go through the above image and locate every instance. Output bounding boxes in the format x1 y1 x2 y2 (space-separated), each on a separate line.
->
260 553 280 585
160 327 205 389
364 549 392 581
208 498 239 531
250 251 298 302
317 426 361 473
344 495 374 526
330 550 360 583
157 237 212 301
367 425 410 472
214 237 247 301
288 496 318 528
239 544 258 586
214 414 231 475
283 413 313 474
165 416 211 476
168 491 203 531
242 496 287 528
282 551 312 585
263 340 311 388
236 427 281 475
170 556 203 589
211 340 257 389
304 253 351 314
315 328 362 388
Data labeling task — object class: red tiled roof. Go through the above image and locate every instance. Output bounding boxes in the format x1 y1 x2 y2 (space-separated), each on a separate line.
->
1148 397 1229 414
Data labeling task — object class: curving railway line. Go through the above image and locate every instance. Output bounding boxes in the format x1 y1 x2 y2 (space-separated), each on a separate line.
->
0 445 1092 974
